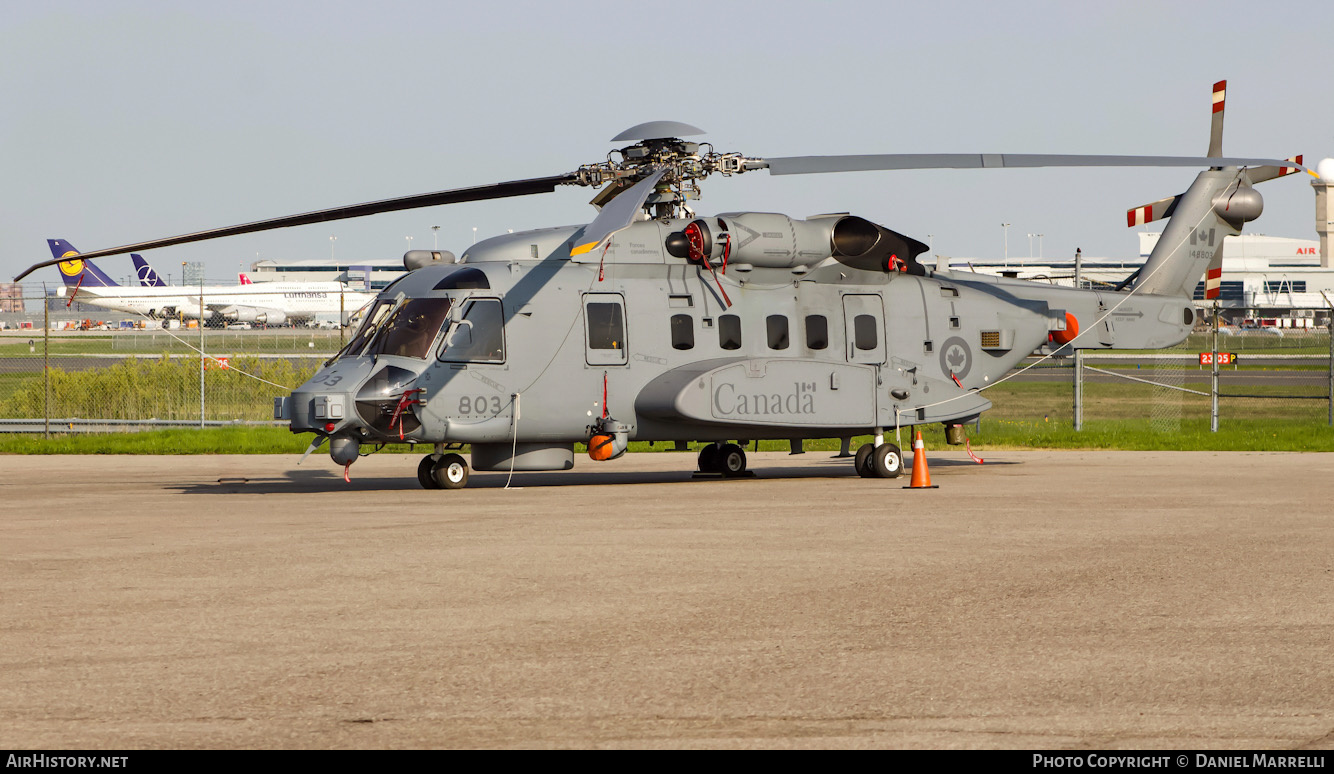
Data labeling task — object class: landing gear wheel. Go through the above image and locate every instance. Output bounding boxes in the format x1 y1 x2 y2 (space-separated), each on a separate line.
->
697 443 721 473
418 454 442 489
854 443 875 478
431 452 469 490
718 443 747 477
871 443 904 478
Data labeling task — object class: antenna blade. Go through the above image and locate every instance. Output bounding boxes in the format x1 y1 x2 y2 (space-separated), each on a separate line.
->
569 168 668 256
14 174 578 281
763 153 1309 176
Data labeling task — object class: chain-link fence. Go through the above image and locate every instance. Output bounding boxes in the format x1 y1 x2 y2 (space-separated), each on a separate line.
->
984 321 1334 433
1 289 1331 435
0 289 344 433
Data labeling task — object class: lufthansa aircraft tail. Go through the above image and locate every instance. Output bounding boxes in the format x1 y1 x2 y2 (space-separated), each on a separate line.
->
131 254 167 287
46 239 119 288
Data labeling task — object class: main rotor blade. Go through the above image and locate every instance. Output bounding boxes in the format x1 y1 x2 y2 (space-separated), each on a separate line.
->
762 153 1311 176
569 168 668 256
14 173 578 281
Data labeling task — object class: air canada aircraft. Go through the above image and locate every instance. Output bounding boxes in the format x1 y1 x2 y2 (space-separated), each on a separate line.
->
17 82 1308 488
49 239 376 326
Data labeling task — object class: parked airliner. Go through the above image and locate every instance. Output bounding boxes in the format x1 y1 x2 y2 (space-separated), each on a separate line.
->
51 239 375 326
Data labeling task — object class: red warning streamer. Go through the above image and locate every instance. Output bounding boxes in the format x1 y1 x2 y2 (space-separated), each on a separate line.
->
389 388 426 441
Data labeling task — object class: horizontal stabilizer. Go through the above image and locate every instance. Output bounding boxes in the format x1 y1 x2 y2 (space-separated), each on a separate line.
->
1126 195 1180 227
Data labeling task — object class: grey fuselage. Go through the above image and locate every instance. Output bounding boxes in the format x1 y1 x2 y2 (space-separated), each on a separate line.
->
286 215 1195 470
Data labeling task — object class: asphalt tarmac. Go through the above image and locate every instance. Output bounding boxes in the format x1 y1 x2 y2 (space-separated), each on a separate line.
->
2 450 1332 749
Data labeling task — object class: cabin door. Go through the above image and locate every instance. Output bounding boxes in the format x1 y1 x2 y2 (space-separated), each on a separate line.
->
842 294 886 365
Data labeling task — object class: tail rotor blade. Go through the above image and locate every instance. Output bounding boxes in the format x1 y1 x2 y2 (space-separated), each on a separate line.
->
1247 155 1307 184
1208 80 1227 157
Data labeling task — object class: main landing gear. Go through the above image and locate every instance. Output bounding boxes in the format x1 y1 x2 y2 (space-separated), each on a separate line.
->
418 452 469 490
855 442 903 479
696 442 749 477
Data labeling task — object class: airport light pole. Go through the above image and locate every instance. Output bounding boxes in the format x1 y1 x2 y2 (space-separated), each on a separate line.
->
432 225 441 250
406 236 413 253
1002 223 1011 267
472 227 477 245
1037 234 1044 259
1027 233 1035 261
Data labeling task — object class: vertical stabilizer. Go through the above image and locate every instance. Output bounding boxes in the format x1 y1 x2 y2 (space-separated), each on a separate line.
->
46 239 120 288
132 254 167 287
1132 169 1248 298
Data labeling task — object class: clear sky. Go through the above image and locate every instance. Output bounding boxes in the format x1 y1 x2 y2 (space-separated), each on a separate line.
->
3 0 1331 286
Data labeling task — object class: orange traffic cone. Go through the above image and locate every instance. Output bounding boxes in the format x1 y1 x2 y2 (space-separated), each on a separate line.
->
904 430 938 489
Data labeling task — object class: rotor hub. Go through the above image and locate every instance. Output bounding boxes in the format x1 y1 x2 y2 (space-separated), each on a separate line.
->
571 125 766 218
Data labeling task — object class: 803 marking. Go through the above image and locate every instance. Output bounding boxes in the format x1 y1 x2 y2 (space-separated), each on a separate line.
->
458 394 505 416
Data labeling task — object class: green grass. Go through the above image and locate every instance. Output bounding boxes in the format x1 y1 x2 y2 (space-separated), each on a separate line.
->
4 418 1332 455
1 336 1330 454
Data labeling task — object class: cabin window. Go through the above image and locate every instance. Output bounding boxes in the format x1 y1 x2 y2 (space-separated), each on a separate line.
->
766 315 789 350
670 314 694 350
372 297 454 360
805 315 829 350
853 313 878 351
587 302 625 350
437 298 505 363
719 314 742 350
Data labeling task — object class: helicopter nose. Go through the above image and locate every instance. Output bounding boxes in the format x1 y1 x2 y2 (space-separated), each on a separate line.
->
288 357 378 433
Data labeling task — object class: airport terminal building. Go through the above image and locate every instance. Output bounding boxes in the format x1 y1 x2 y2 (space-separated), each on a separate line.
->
247 257 408 290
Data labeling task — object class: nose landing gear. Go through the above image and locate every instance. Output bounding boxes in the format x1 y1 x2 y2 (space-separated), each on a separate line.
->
418 452 470 490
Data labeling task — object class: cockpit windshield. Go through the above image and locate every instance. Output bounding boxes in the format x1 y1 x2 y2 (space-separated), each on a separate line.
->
368 297 454 359
334 299 394 361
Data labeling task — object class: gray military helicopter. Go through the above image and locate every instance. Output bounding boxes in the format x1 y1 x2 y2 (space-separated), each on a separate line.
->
16 81 1307 488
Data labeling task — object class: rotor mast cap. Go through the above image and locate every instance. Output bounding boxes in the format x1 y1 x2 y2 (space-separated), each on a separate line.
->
611 121 705 142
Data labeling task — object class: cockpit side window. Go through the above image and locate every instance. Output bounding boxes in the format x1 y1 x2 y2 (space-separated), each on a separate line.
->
370 297 453 359
437 298 505 363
